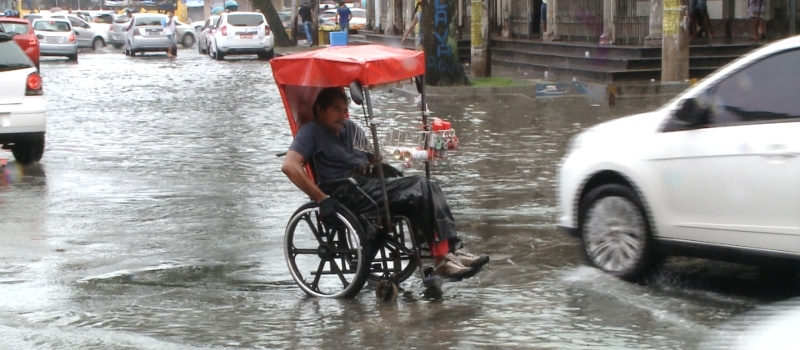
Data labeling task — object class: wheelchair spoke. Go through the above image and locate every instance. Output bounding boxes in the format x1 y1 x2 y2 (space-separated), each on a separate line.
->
302 214 326 245
327 257 350 288
310 260 325 291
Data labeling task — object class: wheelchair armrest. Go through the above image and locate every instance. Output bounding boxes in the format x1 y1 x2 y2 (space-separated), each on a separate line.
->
324 178 359 197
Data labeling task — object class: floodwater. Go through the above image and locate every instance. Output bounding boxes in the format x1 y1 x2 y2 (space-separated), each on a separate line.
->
1 46 799 349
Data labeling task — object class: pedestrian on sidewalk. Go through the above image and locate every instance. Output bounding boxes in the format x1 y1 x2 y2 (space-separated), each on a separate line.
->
162 10 177 58
748 0 767 40
401 0 422 51
298 1 313 45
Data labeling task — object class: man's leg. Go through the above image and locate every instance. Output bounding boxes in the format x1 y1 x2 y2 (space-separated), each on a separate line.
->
304 21 312 44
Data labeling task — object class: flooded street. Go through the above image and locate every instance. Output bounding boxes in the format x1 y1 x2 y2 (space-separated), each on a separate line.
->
2 46 799 349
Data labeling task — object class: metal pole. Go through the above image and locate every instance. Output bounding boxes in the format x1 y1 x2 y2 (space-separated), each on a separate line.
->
790 0 797 35
363 87 393 230
420 75 430 179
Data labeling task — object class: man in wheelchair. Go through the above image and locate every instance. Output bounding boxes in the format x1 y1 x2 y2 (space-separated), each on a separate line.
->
281 87 489 278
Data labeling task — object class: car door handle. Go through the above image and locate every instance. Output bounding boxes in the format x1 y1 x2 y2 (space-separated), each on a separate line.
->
762 144 797 158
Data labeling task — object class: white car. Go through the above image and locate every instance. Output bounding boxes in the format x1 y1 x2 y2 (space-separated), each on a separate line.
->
0 32 46 164
557 35 800 281
48 14 108 50
322 8 366 27
197 15 219 55
209 11 273 61
32 18 78 61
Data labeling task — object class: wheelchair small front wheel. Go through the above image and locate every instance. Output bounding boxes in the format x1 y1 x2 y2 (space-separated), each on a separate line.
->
284 202 371 298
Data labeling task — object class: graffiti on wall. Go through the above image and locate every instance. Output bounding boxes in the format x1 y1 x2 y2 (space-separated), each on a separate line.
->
426 0 459 75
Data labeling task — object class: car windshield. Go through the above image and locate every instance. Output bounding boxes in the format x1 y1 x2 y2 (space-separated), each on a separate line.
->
226 14 263 26
94 14 114 24
33 20 71 32
0 22 30 35
135 17 164 26
0 38 34 72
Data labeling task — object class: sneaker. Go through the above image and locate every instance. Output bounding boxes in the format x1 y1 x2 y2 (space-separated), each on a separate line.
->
454 249 490 268
433 253 477 279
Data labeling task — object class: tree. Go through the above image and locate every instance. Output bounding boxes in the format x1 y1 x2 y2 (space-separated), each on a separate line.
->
421 0 469 86
252 0 293 47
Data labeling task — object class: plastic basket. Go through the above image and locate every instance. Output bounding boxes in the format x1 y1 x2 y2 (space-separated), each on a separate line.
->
330 31 348 46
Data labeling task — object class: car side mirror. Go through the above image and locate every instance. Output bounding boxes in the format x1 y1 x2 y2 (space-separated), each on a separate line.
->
74 30 80 35
674 98 709 127
349 81 364 105
36 34 43 39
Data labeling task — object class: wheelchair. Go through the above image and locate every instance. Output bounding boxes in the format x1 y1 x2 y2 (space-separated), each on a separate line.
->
272 44 450 300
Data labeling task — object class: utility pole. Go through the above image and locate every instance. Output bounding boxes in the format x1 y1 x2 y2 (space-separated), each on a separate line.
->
661 0 688 82
204 0 210 20
470 0 489 77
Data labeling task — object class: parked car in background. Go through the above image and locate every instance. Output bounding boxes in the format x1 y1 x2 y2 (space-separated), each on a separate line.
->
557 35 800 281
48 14 107 50
0 17 40 70
197 15 219 55
208 11 273 60
0 32 46 165
173 19 196 47
90 12 115 41
124 13 171 56
32 18 78 61
108 13 130 48
22 13 44 23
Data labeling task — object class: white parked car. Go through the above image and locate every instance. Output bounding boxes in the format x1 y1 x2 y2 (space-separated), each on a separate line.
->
48 14 108 50
209 11 273 60
322 8 366 27
0 32 46 164
557 35 800 281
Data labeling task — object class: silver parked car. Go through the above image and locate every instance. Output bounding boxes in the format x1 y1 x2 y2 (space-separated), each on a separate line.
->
48 14 108 50
197 15 219 55
116 13 195 51
124 13 170 56
32 18 78 61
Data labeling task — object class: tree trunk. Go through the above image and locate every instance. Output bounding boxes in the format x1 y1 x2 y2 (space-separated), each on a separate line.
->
422 0 470 86
252 0 293 47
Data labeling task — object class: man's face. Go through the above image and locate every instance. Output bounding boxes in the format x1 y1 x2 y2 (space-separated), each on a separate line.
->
168 12 174 18
316 98 348 133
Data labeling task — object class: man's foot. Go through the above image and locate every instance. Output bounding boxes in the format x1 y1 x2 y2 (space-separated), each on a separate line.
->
433 253 477 279
454 249 489 268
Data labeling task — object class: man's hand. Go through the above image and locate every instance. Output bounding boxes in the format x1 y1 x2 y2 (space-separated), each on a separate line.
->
319 196 340 222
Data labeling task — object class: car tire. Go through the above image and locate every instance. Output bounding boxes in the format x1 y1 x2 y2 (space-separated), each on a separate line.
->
113 43 123 49
67 53 78 62
579 183 655 281
92 37 104 50
257 49 274 60
11 134 45 165
215 50 224 61
181 33 195 48
198 41 204 54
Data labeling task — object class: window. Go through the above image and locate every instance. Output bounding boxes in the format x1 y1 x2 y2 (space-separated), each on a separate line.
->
135 17 164 26
226 14 264 26
0 39 34 72
702 49 800 126
0 22 30 35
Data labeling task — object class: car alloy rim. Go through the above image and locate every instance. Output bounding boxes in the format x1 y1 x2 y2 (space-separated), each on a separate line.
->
583 196 646 273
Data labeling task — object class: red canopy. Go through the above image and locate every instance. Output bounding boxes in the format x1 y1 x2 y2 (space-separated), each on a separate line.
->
271 44 425 136
270 44 425 88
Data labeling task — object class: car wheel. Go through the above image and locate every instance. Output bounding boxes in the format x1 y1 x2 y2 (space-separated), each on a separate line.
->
257 49 273 60
92 37 104 50
579 183 654 281
181 33 195 48
112 43 123 49
215 50 224 61
67 53 78 62
198 41 203 54
11 134 45 165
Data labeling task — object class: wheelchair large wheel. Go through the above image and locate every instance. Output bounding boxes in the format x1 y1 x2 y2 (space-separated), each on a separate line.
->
284 202 371 298
367 216 419 285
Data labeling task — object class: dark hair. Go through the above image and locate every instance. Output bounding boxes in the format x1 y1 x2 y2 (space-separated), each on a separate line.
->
312 87 348 120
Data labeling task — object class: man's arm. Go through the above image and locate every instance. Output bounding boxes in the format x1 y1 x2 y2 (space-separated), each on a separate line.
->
281 150 328 203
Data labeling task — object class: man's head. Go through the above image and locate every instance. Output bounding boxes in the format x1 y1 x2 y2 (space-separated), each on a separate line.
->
339 1 345 7
302 1 308 6
313 87 349 133
125 9 132 16
166 10 174 17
